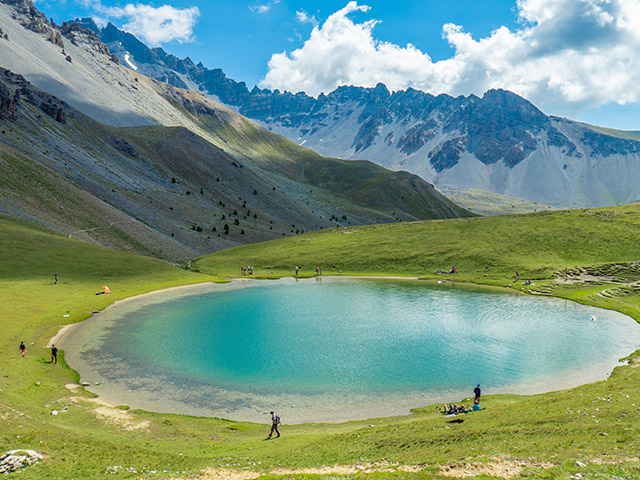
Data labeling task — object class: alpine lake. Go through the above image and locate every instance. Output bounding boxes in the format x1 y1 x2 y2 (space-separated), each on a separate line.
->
59 278 640 423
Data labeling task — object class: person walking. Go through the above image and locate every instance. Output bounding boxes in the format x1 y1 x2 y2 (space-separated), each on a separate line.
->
51 344 58 364
54 272 58 284
474 384 481 402
295 266 299 276
267 411 280 439
19 341 26 357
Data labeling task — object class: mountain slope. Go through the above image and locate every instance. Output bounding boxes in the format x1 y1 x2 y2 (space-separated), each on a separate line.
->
0 1 470 261
86 19 640 209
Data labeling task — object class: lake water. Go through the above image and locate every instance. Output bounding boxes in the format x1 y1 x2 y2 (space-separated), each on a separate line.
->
60 278 640 423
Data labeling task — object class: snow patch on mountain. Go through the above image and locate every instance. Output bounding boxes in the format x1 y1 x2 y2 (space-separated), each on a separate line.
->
123 53 137 70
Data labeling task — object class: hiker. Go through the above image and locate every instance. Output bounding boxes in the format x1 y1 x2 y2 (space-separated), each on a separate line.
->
51 344 58 364
295 266 299 276
19 341 26 357
267 411 280 438
315 266 319 275
54 272 58 284
474 384 481 402
515 270 520 281
472 399 481 411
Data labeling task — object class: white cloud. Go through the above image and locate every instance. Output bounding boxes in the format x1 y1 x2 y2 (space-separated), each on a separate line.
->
106 3 199 45
78 1 200 45
249 4 270 14
261 0 640 116
249 0 279 14
296 9 318 27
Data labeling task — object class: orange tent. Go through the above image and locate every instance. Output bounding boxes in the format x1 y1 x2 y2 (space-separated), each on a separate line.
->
103 286 112 294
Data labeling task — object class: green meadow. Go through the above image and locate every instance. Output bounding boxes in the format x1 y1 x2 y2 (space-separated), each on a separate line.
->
4 205 640 479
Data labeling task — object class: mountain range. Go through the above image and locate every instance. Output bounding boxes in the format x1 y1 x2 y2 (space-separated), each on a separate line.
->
0 0 469 262
75 17 640 210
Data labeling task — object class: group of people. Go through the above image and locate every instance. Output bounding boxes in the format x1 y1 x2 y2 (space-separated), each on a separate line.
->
19 342 57 363
315 266 323 275
515 271 534 285
241 265 254 275
442 402 481 415
441 384 483 416
436 267 457 274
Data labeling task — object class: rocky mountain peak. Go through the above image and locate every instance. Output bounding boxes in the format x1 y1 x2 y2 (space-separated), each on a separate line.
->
59 19 640 208
70 17 100 34
480 88 546 125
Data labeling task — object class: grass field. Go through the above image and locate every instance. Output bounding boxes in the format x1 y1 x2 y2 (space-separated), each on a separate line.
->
4 206 640 479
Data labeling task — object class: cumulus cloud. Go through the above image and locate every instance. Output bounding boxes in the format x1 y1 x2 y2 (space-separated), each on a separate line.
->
261 0 640 115
106 3 199 45
78 1 199 45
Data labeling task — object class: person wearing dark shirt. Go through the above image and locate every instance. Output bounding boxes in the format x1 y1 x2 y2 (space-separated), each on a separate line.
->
51 345 58 364
267 411 280 438
474 384 481 402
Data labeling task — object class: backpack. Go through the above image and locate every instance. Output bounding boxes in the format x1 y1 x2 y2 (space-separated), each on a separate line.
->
276 415 281 425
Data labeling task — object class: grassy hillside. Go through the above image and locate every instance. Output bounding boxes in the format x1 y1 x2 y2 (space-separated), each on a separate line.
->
195 113 470 220
439 188 555 215
4 209 640 479
196 203 640 281
0 73 470 264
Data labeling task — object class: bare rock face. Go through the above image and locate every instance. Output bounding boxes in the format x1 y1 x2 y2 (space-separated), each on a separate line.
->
3 0 56 36
49 29 63 47
60 20 110 56
109 136 137 156
397 120 438 155
39 99 66 123
0 82 17 120
0 67 69 123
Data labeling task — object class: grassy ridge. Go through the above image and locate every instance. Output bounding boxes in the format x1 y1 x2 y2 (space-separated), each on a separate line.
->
196 203 640 282
4 210 640 479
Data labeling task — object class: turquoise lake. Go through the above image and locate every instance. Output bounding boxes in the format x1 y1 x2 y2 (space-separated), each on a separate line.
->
60 278 640 423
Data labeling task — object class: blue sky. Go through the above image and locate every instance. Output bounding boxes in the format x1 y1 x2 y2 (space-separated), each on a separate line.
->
34 0 640 130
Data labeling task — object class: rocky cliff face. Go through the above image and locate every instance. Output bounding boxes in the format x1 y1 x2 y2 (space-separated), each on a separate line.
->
0 67 68 122
80 20 640 209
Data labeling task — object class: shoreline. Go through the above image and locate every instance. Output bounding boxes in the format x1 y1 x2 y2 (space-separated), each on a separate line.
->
50 281 225 347
55 275 640 424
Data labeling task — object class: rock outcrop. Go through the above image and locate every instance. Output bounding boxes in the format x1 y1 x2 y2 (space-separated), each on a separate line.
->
0 67 69 123
3 0 62 47
0 450 43 474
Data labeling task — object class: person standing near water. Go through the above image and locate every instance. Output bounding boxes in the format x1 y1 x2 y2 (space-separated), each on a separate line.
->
19 341 26 357
51 344 58 364
474 384 481 402
267 411 280 439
